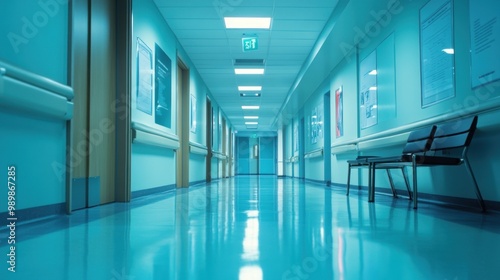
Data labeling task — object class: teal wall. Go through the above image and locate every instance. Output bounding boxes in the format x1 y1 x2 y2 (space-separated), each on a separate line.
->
282 0 500 203
211 157 219 180
0 0 69 85
303 87 328 182
131 144 176 191
0 112 67 210
131 0 229 191
0 0 69 211
189 154 206 183
131 0 177 192
330 58 359 186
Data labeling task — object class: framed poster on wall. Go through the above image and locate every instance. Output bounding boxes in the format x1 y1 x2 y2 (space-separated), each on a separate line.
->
136 38 153 115
310 107 318 144
420 0 455 107
335 86 343 137
154 43 172 128
469 0 500 88
317 103 323 140
190 95 197 133
359 50 377 129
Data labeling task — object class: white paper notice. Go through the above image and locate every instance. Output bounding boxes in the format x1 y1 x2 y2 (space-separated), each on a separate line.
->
420 0 454 107
470 0 500 88
137 39 153 115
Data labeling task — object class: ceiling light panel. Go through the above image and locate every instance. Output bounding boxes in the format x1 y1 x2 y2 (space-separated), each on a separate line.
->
242 106 260 110
235 68 265 75
238 86 262 91
224 17 271 29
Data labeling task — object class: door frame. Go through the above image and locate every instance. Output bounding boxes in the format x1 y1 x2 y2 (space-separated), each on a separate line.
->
176 59 190 188
206 98 213 182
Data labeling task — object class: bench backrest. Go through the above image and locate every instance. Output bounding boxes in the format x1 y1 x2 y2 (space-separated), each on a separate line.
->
430 116 478 151
402 125 437 154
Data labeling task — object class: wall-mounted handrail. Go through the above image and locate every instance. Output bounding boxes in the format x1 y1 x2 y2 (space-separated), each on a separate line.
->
190 141 208 155
289 156 299 163
331 102 500 154
212 151 227 160
0 61 73 100
304 148 323 159
132 122 179 150
331 143 357 154
357 132 409 151
0 61 73 120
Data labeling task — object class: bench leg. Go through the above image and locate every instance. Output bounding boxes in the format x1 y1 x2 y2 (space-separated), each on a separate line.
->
464 156 486 212
412 154 418 209
347 164 352 196
401 167 412 200
386 169 398 198
369 163 375 202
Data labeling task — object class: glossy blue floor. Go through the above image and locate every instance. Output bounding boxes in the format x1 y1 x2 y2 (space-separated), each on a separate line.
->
2 176 500 279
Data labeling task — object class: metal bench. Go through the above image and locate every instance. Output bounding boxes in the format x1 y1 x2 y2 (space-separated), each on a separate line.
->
347 125 436 201
367 116 485 211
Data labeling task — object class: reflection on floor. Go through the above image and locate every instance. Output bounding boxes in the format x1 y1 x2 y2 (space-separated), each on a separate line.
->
1 175 500 279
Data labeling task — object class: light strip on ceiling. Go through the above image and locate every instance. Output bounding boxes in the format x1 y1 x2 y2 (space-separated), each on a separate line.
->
238 86 262 91
235 68 265 75
245 122 259 125
244 116 259 119
224 17 271 29
240 93 261 97
242 106 260 110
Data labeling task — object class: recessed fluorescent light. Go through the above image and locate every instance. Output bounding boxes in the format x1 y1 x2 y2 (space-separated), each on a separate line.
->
369 86 377 91
442 48 454 54
244 116 259 119
224 17 271 29
369 70 377 75
239 86 262 91
235 68 265 75
242 106 260 110
245 122 258 125
240 93 261 97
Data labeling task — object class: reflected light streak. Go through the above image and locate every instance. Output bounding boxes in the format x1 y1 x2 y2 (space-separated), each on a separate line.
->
442 48 454 54
242 211 260 262
239 265 263 280
337 229 345 280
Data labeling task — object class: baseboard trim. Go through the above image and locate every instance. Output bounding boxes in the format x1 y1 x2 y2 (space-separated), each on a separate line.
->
131 184 176 199
330 182 500 212
0 202 66 224
190 180 207 187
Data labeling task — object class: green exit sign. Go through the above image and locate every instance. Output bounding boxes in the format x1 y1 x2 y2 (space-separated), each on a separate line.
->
242 37 258 52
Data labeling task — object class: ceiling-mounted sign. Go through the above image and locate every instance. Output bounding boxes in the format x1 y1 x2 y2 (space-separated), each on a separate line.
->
242 37 258 52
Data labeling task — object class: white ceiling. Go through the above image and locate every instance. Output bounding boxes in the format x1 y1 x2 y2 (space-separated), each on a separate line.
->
153 0 340 132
